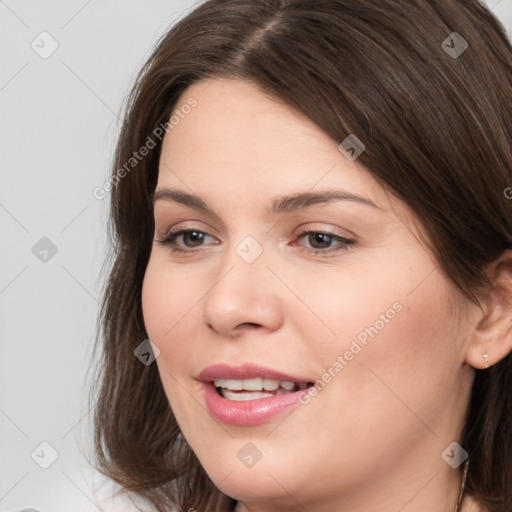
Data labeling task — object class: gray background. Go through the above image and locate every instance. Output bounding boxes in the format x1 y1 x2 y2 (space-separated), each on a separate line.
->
1 1 511 510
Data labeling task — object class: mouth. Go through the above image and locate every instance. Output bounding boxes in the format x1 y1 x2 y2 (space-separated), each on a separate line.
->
198 364 315 425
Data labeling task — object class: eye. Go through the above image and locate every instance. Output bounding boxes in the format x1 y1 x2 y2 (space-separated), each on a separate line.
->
156 229 217 254
293 230 355 255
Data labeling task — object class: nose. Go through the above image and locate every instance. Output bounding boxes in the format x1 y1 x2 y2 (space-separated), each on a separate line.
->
201 240 283 338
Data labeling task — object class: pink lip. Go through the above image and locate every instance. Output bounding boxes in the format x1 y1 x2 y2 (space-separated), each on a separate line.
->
198 363 312 426
198 363 309 383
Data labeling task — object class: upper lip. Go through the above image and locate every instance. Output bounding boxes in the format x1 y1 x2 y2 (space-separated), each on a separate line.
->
198 363 312 383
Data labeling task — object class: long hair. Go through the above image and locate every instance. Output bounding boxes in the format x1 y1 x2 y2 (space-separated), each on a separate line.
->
88 1 512 510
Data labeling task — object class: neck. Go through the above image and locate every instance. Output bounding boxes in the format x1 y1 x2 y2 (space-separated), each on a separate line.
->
233 461 465 512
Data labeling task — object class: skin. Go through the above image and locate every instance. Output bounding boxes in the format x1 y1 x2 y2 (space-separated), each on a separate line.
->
141 78 510 511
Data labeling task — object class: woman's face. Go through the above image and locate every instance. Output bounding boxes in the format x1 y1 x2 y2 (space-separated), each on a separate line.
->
142 78 475 510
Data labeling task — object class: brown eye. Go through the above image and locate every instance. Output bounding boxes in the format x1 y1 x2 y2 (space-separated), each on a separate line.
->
305 232 335 249
178 230 207 247
294 230 355 256
156 229 216 253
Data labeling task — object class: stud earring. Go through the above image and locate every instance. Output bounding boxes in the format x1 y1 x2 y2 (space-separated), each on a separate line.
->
483 352 489 368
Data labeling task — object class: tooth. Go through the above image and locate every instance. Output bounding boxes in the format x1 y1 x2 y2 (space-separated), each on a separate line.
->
222 389 273 401
276 387 294 395
263 379 280 391
242 377 263 391
225 379 243 390
214 378 226 388
213 377 305 392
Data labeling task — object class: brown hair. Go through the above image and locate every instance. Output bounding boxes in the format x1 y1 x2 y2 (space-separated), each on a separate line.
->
88 1 512 510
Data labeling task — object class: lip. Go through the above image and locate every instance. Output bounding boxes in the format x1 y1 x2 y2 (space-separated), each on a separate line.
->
198 363 310 383
198 363 312 426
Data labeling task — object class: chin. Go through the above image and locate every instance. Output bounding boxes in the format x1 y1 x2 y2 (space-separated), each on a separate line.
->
213 473 298 505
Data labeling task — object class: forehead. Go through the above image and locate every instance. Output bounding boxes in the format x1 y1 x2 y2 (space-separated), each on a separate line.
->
156 78 411 226
162 78 334 168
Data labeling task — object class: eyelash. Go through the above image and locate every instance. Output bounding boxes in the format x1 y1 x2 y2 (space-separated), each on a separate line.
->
155 228 355 257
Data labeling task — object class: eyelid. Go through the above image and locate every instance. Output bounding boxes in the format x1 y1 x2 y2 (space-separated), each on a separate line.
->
157 220 217 238
154 209 230 238
157 221 353 242
294 222 355 239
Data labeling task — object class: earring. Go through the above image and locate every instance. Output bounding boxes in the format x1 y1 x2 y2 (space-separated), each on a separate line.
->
483 352 489 368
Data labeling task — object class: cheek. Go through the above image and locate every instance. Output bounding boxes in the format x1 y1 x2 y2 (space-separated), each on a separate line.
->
141 259 203 415
296 257 454 405
141 257 201 347
282 261 404 362
321 274 457 436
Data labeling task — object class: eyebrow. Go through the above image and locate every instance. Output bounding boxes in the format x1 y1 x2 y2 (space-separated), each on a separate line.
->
152 188 381 216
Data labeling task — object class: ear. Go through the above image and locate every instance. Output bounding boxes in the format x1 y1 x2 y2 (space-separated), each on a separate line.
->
466 250 512 370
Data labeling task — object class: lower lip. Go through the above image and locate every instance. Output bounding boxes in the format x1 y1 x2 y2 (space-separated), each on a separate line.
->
202 382 304 426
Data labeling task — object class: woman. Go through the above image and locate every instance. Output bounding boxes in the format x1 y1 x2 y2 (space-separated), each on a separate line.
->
89 1 512 511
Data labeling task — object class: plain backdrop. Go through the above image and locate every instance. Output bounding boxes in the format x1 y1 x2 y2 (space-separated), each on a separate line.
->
1 1 511 510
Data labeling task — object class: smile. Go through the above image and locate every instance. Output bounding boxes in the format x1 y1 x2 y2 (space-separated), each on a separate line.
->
199 364 314 425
